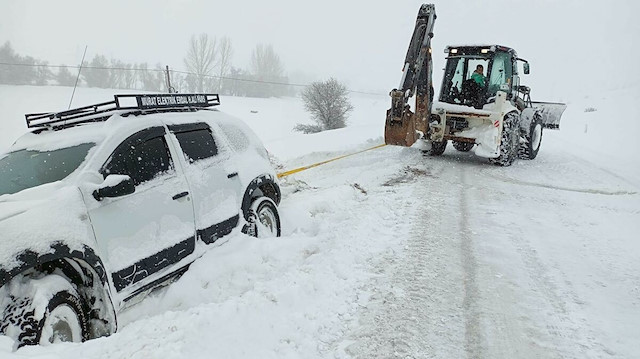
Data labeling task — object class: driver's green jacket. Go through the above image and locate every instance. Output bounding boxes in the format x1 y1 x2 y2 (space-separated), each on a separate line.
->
471 72 485 87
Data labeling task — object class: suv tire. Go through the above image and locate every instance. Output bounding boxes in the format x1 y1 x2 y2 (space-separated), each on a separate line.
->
1 275 88 348
249 197 281 238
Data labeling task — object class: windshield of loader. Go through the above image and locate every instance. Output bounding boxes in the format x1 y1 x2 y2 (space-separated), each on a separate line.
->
440 55 489 105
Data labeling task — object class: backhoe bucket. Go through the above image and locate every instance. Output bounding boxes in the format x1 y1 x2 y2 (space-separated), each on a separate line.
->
532 101 567 129
385 107 419 147
384 89 429 147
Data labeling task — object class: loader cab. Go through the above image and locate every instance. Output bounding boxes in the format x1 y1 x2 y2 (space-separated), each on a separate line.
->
439 45 519 109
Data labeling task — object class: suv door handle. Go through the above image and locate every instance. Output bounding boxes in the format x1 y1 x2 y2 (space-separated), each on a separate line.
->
227 172 238 179
172 191 189 200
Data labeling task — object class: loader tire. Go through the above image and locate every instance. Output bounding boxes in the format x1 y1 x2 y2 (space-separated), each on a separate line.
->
489 112 520 167
426 141 447 156
518 115 543 160
452 141 474 152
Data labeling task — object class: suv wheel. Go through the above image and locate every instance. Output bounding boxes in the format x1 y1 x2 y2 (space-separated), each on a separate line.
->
249 197 281 238
38 291 87 345
1 274 88 348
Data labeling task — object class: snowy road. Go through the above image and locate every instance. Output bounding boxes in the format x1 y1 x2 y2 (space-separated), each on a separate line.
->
343 137 639 358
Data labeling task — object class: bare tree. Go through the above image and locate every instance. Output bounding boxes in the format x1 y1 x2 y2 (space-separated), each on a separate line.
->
250 44 285 97
83 54 109 88
250 44 283 78
123 63 136 89
136 63 165 91
0 42 37 85
184 33 218 92
295 78 353 133
56 66 76 86
108 58 126 89
34 61 53 85
217 36 233 92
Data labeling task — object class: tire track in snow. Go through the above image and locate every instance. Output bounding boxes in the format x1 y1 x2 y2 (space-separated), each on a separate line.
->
459 167 486 358
482 172 637 196
346 158 480 358
467 163 620 358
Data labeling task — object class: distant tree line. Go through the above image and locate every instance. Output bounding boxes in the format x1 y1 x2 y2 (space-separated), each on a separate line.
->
0 42 52 86
0 37 294 98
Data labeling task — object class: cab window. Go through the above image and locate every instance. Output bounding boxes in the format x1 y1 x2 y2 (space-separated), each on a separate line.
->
488 52 513 97
448 58 465 99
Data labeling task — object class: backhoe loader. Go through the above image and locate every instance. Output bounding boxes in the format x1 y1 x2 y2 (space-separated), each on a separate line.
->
385 4 566 166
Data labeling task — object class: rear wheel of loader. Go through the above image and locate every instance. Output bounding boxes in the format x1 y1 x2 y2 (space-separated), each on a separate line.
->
518 115 543 160
426 140 447 156
489 112 520 166
452 141 474 152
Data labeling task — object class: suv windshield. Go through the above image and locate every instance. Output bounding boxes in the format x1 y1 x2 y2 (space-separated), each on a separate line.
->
0 143 95 196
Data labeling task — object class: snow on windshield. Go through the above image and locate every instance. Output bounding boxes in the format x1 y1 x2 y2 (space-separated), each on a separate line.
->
0 143 95 196
10 124 106 152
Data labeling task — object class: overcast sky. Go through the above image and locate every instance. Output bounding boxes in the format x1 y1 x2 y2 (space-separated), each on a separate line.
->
1 0 638 100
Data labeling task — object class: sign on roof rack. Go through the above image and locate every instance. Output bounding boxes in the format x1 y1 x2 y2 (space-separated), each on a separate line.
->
117 94 215 109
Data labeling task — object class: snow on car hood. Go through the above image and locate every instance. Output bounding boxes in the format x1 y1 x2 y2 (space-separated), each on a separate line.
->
0 184 95 271
0 182 67 221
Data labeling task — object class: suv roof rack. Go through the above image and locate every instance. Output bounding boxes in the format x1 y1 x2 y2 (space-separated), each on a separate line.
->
25 93 220 130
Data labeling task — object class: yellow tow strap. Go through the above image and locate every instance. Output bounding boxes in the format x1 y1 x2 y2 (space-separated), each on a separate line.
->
277 144 387 178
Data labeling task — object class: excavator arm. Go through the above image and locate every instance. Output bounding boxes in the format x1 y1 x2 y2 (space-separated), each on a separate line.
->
385 4 436 147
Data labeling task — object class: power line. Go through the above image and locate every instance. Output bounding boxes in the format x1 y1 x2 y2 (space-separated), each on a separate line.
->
0 61 386 96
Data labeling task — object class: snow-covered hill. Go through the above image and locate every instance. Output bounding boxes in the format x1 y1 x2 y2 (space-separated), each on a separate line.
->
0 85 639 358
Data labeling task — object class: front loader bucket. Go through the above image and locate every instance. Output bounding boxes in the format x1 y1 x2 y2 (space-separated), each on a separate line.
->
532 101 567 129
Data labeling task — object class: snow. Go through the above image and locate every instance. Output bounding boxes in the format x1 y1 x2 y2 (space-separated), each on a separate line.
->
0 84 639 358
433 101 492 116
455 124 500 158
0 184 95 270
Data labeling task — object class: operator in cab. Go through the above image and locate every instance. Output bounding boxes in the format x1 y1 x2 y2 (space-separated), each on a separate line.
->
471 64 486 87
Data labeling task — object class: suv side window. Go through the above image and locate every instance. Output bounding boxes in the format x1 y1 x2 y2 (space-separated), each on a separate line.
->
175 129 218 163
102 127 174 186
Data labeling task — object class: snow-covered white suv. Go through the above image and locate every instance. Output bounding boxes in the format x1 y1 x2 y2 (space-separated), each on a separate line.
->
0 94 281 348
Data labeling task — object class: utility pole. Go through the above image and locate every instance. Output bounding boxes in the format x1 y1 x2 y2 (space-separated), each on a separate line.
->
165 65 176 93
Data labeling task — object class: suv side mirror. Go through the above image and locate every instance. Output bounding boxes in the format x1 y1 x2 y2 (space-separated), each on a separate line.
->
93 175 135 201
523 62 530 75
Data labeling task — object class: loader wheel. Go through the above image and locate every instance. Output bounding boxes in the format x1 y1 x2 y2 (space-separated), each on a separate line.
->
489 112 520 167
452 141 474 152
518 115 543 160
426 141 447 156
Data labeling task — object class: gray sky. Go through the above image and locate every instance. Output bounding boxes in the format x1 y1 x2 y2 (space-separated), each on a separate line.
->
1 0 638 100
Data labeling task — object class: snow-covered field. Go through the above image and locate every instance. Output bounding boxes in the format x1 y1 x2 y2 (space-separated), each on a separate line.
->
0 85 639 358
